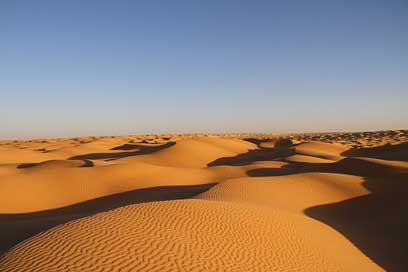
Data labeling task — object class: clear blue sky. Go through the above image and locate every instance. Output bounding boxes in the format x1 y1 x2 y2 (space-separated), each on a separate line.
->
1 0 407 139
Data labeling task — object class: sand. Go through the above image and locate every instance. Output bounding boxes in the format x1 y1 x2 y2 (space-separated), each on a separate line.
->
0 130 407 271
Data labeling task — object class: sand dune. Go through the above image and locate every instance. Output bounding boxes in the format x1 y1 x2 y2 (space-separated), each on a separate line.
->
284 154 334 163
0 200 380 272
0 137 255 213
0 130 407 271
122 137 256 167
293 141 348 161
196 173 370 212
0 161 246 213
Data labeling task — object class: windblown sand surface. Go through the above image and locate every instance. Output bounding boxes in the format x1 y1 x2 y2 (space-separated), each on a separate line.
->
0 130 407 271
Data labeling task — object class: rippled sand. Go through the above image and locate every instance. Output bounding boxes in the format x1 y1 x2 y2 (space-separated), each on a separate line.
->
0 130 407 271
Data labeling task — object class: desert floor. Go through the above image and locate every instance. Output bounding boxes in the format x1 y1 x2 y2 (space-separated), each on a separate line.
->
0 130 407 271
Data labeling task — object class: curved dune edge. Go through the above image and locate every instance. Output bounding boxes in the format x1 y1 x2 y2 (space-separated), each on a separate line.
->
294 141 348 161
0 173 384 271
195 173 370 212
0 199 381 272
1 136 406 214
0 137 256 213
0 162 242 213
284 154 334 163
0 184 216 256
0 132 407 271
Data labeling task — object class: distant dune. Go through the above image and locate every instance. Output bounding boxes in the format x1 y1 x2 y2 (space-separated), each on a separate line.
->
0 130 407 271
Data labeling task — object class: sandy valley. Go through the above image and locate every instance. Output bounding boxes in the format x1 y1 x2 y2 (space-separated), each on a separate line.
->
0 130 407 271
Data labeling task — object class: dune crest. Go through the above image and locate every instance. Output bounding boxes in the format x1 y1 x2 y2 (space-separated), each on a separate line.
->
0 130 407 271
0 200 381 272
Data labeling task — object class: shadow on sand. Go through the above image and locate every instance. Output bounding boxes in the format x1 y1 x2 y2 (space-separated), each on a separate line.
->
69 141 175 161
17 159 94 169
341 142 408 161
247 157 406 177
305 175 408 272
210 140 408 271
248 162 408 271
244 154 408 271
0 183 215 256
208 138 295 166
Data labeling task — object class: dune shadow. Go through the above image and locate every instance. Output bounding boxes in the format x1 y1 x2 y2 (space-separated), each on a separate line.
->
243 137 275 145
209 138 295 167
81 159 94 167
17 163 38 169
247 157 405 177
69 141 175 161
341 142 408 161
17 159 94 169
242 142 408 271
305 175 408 272
0 183 215 256
110 143 166 150
208 148 294 166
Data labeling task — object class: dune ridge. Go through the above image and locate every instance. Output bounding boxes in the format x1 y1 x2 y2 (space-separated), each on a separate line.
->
0 130 407 271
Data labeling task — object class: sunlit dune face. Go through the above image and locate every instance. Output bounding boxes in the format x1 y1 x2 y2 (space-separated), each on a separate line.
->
0 130 407 271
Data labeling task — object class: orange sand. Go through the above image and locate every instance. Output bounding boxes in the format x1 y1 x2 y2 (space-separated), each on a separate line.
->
0 130 407 271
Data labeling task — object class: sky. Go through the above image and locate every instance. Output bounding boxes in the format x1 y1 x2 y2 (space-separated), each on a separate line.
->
1 0 407 139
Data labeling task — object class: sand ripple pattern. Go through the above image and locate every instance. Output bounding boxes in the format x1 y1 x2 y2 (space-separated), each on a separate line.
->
0 199 372 271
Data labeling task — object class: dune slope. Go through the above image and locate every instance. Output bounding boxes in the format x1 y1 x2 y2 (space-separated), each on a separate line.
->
0 199 381 272
0 130 407 271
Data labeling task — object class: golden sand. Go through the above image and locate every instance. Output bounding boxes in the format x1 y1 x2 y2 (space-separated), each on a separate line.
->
0 130 407 271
